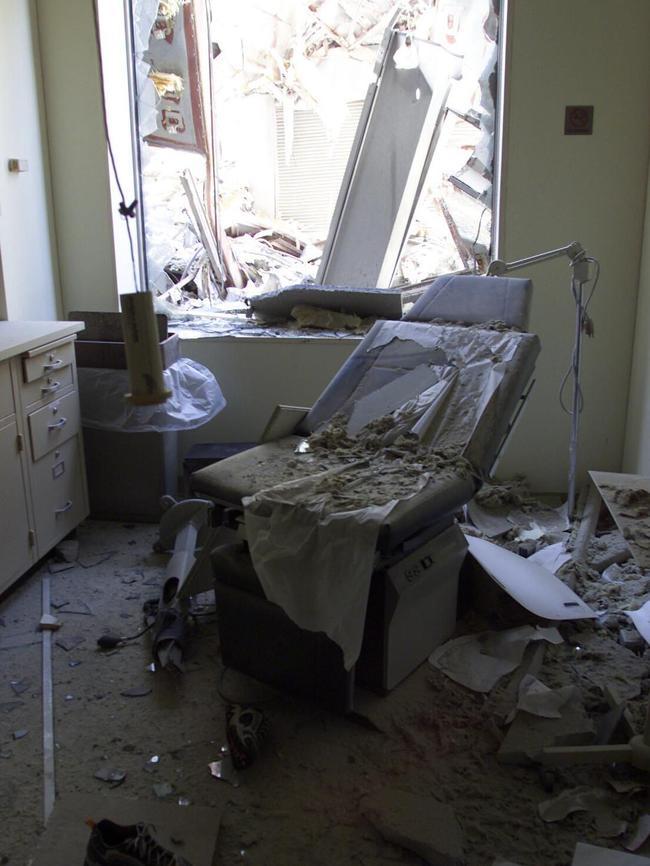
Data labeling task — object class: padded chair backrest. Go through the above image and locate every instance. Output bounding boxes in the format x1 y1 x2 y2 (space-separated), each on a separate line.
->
302 319 540 476
404 274 532 330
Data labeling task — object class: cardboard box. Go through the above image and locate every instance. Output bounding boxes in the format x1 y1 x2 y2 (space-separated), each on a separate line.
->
68 310 179 369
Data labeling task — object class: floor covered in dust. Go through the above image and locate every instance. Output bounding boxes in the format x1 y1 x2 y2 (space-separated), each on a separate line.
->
2 519 650 866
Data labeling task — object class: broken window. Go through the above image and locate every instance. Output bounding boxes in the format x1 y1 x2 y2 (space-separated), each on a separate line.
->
107 0 500 324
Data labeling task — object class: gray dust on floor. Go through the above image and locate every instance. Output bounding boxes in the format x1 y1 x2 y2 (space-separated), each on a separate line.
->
2 519 650 865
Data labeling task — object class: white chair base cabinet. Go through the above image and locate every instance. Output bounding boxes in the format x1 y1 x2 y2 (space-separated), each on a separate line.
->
0 322 89 594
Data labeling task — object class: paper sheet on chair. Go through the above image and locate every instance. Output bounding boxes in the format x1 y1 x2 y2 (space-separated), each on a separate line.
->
244 464 396 670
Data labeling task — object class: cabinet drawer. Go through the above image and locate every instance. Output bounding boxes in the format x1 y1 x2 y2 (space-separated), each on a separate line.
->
22 340 75 384
0 361 14 420
28 390 80 460
21 364 74 409
31 435 87 556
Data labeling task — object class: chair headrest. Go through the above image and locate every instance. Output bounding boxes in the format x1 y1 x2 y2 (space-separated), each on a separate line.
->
403 274 533 330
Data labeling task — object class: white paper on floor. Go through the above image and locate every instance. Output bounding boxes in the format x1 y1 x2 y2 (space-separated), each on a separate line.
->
429 625 563 693
465 535 597 620
467 500 512 537
539 787 626 838
624 600 650 645
625 814 650 852
527 541 573 574
573 842 650 865
508 503 570 536
505 674 577 723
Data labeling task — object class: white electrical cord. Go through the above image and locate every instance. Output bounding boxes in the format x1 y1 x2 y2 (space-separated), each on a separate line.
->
558 257 600 417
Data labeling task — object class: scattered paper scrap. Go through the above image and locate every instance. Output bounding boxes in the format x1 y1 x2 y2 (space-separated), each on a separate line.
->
9 679 30 696
465 536 596 620
467 501 512 537
528 542 573 574
13 729 28 740
153 782 174 798
429 625 563 693
517 523 545 542
539 787 622 836
625 600 650 646
208 752 240 788
506 675 577 723
58 602 94 616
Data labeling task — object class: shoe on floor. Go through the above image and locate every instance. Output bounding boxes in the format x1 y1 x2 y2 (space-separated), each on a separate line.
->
84 819 192 866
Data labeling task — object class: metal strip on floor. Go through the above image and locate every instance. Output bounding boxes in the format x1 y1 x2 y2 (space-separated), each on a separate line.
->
41 575 55 823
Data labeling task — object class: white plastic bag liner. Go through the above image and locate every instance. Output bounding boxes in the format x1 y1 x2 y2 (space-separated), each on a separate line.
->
78 358 226 433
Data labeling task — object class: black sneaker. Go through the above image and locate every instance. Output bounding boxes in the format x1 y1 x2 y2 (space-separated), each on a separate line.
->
84 819 192 865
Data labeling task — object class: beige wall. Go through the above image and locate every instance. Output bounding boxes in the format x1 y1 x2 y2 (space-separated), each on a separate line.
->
7 0 650 496
0 0 60 321
623 166 650 473
496 0 650 491
35 0 119 314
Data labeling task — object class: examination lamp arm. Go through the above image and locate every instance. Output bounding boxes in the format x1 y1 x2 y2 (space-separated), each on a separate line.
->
487 241 586 276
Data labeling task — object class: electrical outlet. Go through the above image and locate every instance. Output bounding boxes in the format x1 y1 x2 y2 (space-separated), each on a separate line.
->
564 106 594 135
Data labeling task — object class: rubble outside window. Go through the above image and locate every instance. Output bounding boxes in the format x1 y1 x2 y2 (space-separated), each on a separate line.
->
121 0 499 332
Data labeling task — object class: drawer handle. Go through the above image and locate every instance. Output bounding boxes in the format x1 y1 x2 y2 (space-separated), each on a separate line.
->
54 500 73 515
43 359 63 371
47 417 67 431
41 381 61 394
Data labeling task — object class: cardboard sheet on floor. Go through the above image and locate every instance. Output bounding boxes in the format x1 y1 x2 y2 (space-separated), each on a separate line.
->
29 793 223 866
591 471 650 569
465 535 596 620
573 843 650 865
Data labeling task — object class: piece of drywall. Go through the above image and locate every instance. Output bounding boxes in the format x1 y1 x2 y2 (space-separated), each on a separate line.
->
177 335 358 451
495 0 650 493
35 0 119 314
0 0 61 321
623 165 650 474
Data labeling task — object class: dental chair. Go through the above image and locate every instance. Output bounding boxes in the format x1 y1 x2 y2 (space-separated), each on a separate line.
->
191 275 540 712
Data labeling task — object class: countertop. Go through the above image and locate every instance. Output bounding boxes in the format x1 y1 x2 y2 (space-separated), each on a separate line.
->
0 321 85 363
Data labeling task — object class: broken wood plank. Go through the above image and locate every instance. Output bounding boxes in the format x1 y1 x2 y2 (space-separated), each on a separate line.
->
180 170 228 299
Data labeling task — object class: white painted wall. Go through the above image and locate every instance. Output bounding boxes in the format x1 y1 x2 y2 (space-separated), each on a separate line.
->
623 167 650 474
0 0 60 321
35 0 119 314
177 335 357 451
496 0 650 492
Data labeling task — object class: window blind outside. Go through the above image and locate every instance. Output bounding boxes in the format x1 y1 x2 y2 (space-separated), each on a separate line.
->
275 101 364 238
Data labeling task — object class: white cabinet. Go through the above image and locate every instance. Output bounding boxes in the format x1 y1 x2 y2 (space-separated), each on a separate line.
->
0 322 88 594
